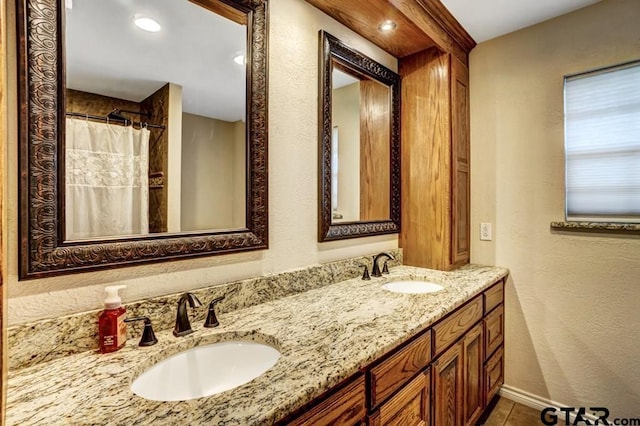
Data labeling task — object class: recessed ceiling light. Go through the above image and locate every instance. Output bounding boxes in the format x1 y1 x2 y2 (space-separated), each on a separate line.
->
134 17 162 33
233 54 245 65
378 20 397 32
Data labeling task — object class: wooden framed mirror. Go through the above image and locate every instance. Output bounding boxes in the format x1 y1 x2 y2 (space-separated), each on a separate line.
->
17 0 268 279
318 31 401 242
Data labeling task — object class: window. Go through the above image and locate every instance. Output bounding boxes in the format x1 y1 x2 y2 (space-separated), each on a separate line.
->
564 60 640 223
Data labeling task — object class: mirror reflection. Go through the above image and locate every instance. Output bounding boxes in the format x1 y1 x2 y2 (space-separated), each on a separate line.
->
331 64 391 224
317 31 400 242
64 0 247 241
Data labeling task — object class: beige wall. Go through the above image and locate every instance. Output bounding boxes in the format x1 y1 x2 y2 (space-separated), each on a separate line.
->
232 120 246 227
332 82 360 222
181 112 246 231
470 0 640 417
4 0 398 324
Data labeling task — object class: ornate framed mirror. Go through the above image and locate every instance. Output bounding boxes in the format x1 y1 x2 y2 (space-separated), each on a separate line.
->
17 0 268 279
318 31 401 242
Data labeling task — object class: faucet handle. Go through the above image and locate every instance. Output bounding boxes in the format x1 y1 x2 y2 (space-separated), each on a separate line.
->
204 296 225 328
382 260 390 274
359 264 371 280
124 316 158 346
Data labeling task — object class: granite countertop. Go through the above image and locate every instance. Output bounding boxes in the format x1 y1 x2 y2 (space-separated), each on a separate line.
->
6 264 508 425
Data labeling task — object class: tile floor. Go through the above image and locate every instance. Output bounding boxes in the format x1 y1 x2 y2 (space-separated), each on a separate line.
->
482 397 543 425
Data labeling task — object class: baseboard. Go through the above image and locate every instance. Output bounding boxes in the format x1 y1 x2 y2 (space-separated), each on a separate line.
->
499 385 599 422
499 384 553 411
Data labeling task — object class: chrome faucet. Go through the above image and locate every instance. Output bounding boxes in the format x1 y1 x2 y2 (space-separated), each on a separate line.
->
173 292 202 337
372 252 395 277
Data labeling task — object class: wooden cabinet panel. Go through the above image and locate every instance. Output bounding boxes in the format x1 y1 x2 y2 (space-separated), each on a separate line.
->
399 51 470 272
286 375 366 426
370 331 432 408
484 305 504 359
369 370 430 426
399 48 453 271
450 56 470 267
360 80 391 221
484 347 504 404
433 296 482 355
463 323 484 426
452 167 469 264
433 341 464 426
483 281 504 314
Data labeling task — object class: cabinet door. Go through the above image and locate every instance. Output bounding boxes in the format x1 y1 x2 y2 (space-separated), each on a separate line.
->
463 323 484 426
484 347 504 404
285 375 366 426
433 341 464 426
369 370 430 426
484 305 504 358
370 331 432 408
450 56 470 267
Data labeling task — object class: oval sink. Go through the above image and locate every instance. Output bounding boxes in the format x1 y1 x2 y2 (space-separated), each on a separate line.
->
382 280 444 294
131 340 280 401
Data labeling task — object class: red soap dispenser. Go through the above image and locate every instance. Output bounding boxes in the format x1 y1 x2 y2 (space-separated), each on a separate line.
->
98 285 127 353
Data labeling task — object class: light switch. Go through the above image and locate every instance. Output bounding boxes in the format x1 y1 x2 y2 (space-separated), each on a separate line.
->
480 223 492 241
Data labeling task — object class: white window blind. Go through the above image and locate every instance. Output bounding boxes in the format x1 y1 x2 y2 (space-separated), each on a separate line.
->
564 60 640 222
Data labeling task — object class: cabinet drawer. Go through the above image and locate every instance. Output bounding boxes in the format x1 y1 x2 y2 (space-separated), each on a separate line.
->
433 295 482 355
484 305 504 358
370 330 432 408
369 369 430 426
484 281 504 314
484 347 504 403
287 375 365 426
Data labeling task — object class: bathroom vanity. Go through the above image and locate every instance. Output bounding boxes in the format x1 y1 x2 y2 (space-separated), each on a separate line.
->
6 261 507 425
6 0 499 421
279 279 505 425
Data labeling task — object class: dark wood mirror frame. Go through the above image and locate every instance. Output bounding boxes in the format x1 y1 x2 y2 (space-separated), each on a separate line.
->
318 31 401 242
17 0 268 279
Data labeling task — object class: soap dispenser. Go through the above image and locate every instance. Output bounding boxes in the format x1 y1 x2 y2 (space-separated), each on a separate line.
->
98 285 127 353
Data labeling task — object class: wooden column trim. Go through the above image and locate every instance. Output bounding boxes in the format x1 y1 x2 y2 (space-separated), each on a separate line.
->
305 0 476 62
399 48 453 270
0 0 7 419
413 0 476 52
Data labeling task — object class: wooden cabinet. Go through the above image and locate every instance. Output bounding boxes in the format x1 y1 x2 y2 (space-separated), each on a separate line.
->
485 347 504 404
433 296 482 354
400 50 471 271
433 341 464 426
432 322 484 426
282 375 366 426
483 281 505 407
370 331 432 408
463 323 484 426
369 370 431 426
484 305 504 358
483 281 504 313
281 280 506 426
451 57 471 267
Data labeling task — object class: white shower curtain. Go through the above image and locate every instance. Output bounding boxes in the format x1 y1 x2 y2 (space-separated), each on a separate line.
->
65 118 150 240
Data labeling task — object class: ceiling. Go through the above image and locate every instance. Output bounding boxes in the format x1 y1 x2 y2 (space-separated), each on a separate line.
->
65 0 246 122
66 0 603 123
440 0 601 43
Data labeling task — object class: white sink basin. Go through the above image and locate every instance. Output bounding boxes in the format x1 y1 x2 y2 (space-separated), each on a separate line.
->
131 340 280 401
382 280 444 294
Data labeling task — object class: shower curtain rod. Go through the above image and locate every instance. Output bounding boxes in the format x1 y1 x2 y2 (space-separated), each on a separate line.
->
65 112 166 129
